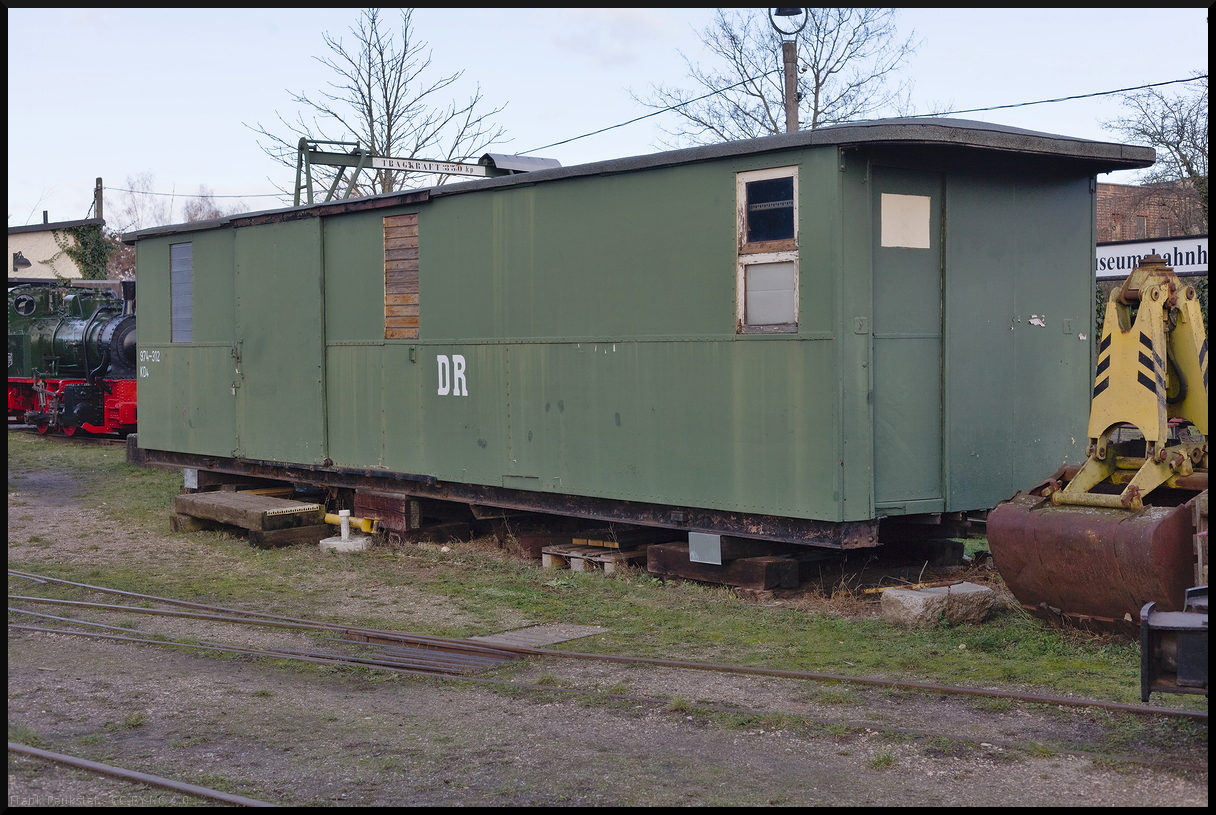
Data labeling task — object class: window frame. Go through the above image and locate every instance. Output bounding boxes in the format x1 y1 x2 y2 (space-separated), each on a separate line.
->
736 166 799 334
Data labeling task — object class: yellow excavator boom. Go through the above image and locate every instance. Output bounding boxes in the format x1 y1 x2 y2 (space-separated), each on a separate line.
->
1050 255 1208 511
988 254 1208 633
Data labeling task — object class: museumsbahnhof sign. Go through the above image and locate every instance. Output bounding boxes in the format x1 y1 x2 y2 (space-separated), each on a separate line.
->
1096 234 1208 278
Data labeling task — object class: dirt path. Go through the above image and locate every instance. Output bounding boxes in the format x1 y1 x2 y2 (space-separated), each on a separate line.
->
7 447 1208 807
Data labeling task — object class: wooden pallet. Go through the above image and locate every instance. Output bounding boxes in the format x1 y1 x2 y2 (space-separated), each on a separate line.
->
541 544 651 575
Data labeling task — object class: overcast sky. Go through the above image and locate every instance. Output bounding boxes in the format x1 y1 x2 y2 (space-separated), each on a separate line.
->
7 8 1208 229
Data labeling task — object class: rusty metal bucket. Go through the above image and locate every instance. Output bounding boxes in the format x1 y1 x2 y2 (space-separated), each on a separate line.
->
988 491 1200 635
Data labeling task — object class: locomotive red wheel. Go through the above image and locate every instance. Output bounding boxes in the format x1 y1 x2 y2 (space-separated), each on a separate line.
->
35 422 52 435
60 425 79 437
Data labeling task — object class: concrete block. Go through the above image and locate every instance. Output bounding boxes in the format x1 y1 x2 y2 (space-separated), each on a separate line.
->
882 587 949 627
932 581 996 625
882 581 995 627
319 534 371 553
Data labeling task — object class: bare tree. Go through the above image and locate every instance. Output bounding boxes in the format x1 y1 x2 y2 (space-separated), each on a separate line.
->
181 184 249 223
1103 74 1208 234
112 172 174 233
249 8 507 196
634 8 917 147
112 176 247 231
106 179 246 279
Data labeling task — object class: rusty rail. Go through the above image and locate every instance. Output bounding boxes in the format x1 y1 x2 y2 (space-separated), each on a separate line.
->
8 742 277 806
9 569 1206 720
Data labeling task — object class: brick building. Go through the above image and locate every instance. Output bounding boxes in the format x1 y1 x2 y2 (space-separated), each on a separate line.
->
1096 180 1205 242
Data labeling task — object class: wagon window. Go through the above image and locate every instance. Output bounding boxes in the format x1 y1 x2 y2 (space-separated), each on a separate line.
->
745 177 795 244
170 242 193 343
737 167 798 333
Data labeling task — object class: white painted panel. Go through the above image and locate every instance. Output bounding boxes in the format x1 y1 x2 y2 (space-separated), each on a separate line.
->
881 193 932 249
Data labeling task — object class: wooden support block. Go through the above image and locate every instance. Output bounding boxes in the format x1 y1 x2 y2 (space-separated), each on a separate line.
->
181 469 287 494
512 533 573 559
355 489 421 532
234 487 296 498
411 521 473 543
573 527 680 550
174 492 324 531
646 543 798 590
249 524 333 549
169 513 217 533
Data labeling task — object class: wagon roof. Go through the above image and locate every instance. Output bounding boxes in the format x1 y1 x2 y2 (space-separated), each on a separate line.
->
124 117 1154 243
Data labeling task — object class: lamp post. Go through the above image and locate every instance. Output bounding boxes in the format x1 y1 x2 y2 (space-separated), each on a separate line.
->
769 9 808 133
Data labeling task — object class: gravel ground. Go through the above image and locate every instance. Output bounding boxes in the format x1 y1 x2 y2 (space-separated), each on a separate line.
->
7 632 1208 807
7 444 1209 807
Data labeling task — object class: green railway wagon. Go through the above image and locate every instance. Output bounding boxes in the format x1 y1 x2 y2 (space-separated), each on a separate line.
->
126 118 1153 554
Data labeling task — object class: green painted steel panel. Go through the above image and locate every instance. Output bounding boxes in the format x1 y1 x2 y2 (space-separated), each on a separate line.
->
420 159 802 342
498 340 841 517
313 151 857 520
234 219 326 464
130 127 1111 531
134 344 236 456
323 214 392 344
134 229 238 456
871 167 944 509
134 230 236 345
323 336 845 520
941 173 1095 507
837 154 877 521
325 344 388 467
410 344 512 481
948 177 1094 503
132 240 171 343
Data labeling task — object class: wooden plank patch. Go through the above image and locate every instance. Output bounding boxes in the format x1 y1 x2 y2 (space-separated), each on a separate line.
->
384 212 420 340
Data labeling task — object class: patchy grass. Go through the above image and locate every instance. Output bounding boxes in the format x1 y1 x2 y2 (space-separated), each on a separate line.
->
868 751 896 770
6 430 1208 714
8 724 46 748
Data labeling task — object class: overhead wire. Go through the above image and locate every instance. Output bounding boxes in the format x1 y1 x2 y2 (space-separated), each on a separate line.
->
103 186 280 199
517 69 784 155
523 74 1208 154
107 74 1207 200
899 74 1207 120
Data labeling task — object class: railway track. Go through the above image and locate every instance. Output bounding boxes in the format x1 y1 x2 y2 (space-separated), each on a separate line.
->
8 424 128 445
8 569 1207 780
8 742 278 807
